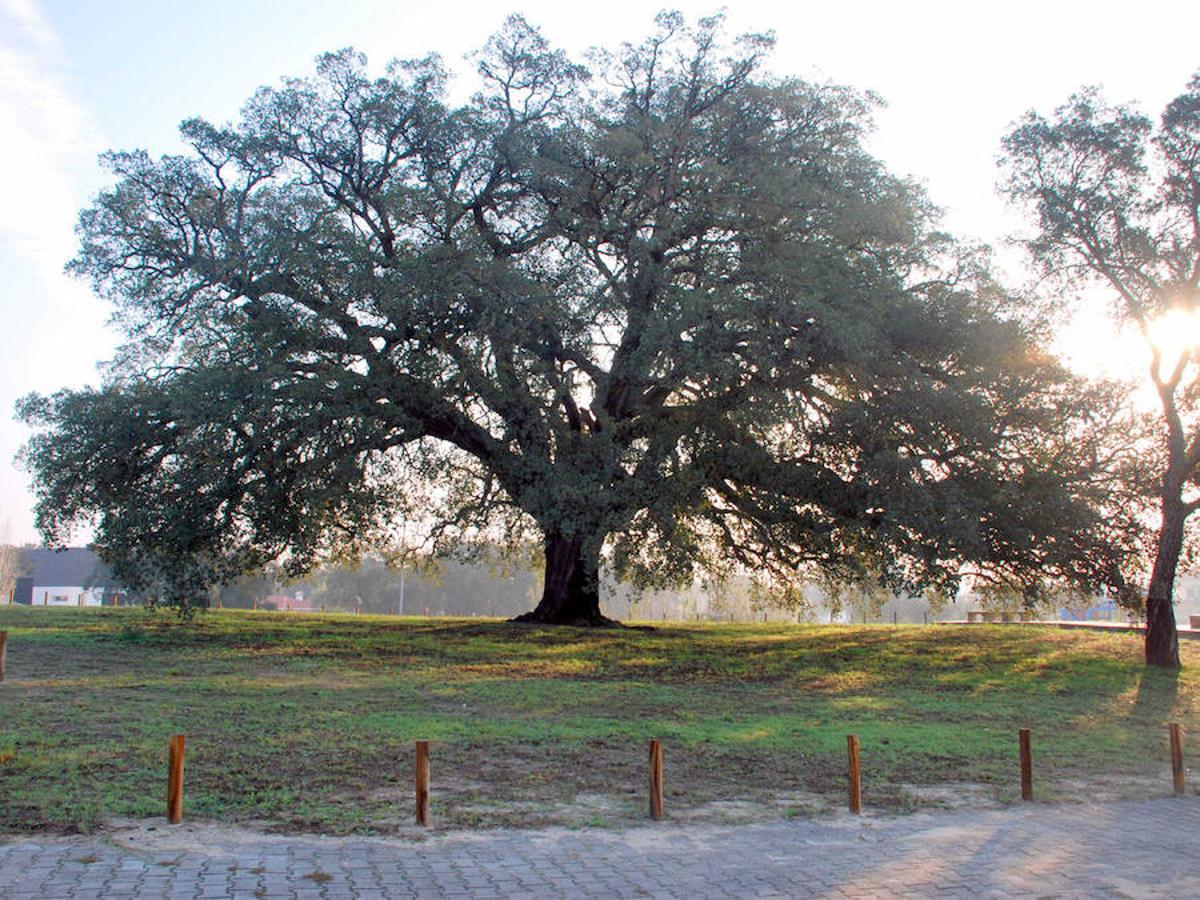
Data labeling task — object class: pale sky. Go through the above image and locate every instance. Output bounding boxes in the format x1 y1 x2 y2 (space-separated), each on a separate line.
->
1 0 1197 545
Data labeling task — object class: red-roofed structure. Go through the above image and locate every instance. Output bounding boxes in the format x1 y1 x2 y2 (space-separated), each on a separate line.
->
259 594 312 611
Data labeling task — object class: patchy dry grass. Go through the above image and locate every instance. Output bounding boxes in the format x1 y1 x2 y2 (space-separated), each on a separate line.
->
0 607 1196 834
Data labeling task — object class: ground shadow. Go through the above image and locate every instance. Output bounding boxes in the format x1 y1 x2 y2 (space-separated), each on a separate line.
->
1131 665 1180 725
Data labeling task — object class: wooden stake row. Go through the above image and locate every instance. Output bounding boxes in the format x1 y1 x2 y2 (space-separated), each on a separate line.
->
143 725 1189 825
421 738 660 825
1013 726 1184 803
842 725 1185 813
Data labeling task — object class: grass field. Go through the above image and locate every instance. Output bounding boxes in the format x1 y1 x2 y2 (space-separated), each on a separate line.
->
0 607 1196 835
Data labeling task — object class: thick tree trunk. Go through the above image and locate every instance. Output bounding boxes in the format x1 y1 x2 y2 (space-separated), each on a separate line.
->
1145 495 1183 669
512 533 617 626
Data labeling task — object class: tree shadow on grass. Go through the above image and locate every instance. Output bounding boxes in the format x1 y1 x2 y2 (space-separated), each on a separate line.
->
1131 665 1180 726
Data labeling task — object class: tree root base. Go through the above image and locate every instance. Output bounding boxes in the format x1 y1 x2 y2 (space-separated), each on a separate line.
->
509 610 624 627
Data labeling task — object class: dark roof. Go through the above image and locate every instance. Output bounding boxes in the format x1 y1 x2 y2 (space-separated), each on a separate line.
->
23 548 114 588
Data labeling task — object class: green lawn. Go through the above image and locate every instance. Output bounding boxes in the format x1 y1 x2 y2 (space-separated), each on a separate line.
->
0 607 1196 834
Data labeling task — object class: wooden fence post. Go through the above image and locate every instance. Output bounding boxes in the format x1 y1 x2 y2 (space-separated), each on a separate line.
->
1019 728 1033 801
1170 723 1185 796
0 630 7 681
415 740 430 826
847 735 862 813
649 739 665 820
167 735 185 824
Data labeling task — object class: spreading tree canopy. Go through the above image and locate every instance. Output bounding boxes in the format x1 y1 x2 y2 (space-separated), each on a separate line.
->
21 14 1137 623
1001 73 1200 668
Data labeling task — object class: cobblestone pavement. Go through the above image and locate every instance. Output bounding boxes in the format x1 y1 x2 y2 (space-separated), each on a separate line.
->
2 796 1197 898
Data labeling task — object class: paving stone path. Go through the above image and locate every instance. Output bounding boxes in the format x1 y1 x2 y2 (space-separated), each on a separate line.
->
2 796 1197 898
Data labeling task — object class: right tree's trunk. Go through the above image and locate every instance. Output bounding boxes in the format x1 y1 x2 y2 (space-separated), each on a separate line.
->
1145 494 1183 669
512 533 617 626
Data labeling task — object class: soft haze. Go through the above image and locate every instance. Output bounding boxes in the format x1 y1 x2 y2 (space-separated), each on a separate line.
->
2 0 1197 544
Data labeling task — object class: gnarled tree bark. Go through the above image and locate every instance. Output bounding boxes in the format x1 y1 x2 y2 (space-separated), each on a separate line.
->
513 533 617 626
1145 492 1183 668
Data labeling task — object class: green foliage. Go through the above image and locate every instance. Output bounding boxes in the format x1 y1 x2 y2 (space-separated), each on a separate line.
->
19 14 1139 614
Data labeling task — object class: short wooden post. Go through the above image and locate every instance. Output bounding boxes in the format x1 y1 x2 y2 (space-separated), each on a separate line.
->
648 739 665 819
167 735 185 824
0 630 7 681
847 735 862 813
1170 723 1185 796
1019 728 1033 801
415 740 430 826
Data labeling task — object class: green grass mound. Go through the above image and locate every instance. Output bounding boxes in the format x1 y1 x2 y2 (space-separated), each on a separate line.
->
0 607 1195 833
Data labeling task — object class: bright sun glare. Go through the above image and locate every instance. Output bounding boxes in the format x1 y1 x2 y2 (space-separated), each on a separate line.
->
1147 307 1200 370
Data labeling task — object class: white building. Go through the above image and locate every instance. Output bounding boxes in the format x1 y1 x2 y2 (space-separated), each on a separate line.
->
15 548 113 606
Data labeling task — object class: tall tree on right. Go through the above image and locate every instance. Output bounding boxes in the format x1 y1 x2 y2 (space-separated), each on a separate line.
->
1001 74 1200 668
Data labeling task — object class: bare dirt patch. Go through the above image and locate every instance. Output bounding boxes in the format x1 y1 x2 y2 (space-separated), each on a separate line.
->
896 782 1005 811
